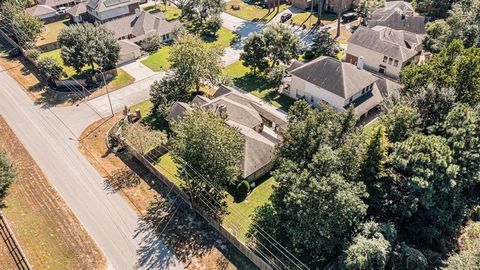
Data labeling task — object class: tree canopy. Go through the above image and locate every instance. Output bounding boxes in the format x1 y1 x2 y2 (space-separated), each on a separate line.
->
0 150 16 202
58 23 119 73
0 0 43 47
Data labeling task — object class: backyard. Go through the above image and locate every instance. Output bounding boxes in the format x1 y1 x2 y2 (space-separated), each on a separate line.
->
223 61 294 111
35 19 69 46
225 0 289 21
143 3 182 21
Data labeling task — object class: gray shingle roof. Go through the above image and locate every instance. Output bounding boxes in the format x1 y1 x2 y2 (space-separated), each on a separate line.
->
38 0 77 7
86 0 138 12
26 5 56 17
103 11 181 41
67 2 87 16
369 4 426 34
348 26 421 62
289 56 380 99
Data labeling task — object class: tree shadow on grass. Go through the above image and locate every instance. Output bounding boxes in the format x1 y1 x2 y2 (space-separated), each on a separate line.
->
113 153 258 269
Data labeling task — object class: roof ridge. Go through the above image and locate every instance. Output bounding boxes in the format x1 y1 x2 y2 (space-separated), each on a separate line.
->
340 61 347 98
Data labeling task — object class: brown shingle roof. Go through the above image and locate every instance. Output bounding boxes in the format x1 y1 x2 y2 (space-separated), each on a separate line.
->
26 5 56 17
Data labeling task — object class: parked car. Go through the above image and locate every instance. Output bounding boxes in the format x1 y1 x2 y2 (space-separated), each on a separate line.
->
280 13 292 22
342 12 357 22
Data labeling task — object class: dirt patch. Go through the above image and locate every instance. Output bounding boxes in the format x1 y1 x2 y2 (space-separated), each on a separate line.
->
78 116 258 270
0 116 106 270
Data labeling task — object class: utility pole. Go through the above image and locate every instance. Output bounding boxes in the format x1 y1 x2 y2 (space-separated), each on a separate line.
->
95 69 114 116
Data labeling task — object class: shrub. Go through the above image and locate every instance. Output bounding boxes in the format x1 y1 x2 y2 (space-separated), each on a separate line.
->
236 180 250 197
37 57 64 81
206 15 222 35
26 49 40 61
141 34 162 53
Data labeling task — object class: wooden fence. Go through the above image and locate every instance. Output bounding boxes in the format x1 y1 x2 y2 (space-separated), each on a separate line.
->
122 143 274 270
0 213 32 270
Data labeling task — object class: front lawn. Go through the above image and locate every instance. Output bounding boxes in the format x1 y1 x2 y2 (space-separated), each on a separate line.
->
36 19 69 46
141 46 172 72
143 4 182 21
291 12 338 28
225 0 289 21
223 61 294 111
154 152 275 242
107 68 135 90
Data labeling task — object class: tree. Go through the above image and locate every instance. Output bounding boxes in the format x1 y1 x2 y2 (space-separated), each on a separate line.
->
168 30 223 92
240 33 269 74
355 0 385 25
37 57 64 82
205 15 222 35
195 0 225 24
141 34 162 53
423 0 480 52
149 73 190 116
308 28 339 59
263 24 300 67
266 65 286 89
122 123 168 155
0 150 16 201
170 107 244 219
0 0 43 47
380 104 421 143
58 23 119 72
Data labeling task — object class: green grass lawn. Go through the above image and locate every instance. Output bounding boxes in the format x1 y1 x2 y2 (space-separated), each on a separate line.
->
39 49 95 78
109 68 135 89
143 4 182 21
225 0 289 21
154 152 275 242
36 19 69 46
291 12 337 28
141 46 172 72
141 27 238 72
223 61 294 111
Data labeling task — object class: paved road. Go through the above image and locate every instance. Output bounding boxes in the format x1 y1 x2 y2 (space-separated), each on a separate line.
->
0 67 181 270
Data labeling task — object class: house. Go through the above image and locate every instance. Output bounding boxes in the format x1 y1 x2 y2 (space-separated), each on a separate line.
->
37 0 83 10
117 40 142 65
284 56 400 117
68 0 181 43
166 85 288 182
292 0 359 13
26 5 58 20
85 0 140 22
368 1 426 34
346 25 423 79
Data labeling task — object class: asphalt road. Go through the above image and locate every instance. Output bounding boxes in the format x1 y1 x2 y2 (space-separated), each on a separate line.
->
0 68 182 270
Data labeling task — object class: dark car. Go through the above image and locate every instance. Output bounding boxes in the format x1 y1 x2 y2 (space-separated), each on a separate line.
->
342 12 357 23
281 13 292 22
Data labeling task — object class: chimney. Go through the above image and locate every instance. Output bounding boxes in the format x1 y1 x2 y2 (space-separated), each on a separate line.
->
357 56 365 70
218 104 227 115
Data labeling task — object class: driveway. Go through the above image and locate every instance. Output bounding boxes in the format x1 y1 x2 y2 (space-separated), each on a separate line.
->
0 66 181 270
120 60 158 81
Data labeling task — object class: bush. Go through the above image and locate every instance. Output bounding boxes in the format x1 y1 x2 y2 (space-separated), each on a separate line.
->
141 34 162 53
236 180 250 197
37 57 64 81
206 15 222 35
25 49 40 61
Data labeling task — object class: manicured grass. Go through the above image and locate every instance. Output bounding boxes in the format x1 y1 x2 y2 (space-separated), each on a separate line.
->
223 61 294 111
141 27 238 72
291 12 338 28
39 49 94 78
225 0 289 21
143 4 182 21
154 152 275 242
141 46 172 72
36 19 69 46
130 99 153 117
108 68 135 89
223 176 276 242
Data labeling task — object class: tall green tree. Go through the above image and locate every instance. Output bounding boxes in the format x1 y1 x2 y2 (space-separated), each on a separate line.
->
307 28 339 59
170 107 244 219
0 0 43 47
149 73 190 116
169 30 223 92
240 33 269 74
58 23 119 72
263 24 300 67
0 150 16 202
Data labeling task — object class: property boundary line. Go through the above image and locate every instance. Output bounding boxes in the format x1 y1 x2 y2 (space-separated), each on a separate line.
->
0 212 32 270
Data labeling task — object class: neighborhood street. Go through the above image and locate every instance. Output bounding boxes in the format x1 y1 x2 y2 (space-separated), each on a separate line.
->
0 66 182 270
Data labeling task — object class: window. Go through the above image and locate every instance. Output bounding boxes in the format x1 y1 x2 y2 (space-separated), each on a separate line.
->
368 84 373 91
362 87 367 94
379 65 386 74
394 59 399 67
383 56 388 63
388 57 393 65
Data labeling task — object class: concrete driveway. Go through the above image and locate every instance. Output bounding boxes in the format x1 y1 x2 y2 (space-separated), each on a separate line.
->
119 60 158 81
